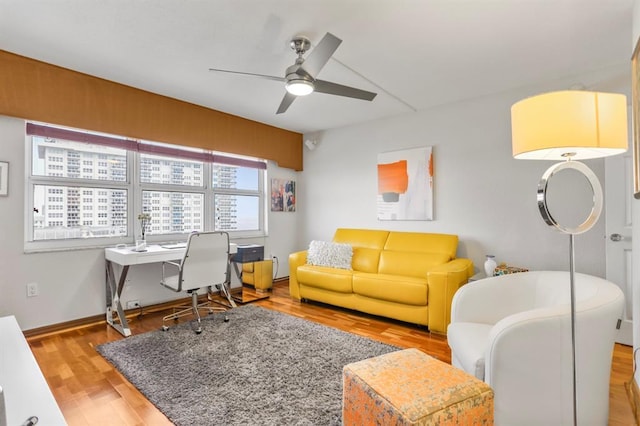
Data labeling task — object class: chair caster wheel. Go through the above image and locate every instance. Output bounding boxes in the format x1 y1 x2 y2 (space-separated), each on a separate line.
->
224 316 229 322
195 328 202 334
161 325 169 331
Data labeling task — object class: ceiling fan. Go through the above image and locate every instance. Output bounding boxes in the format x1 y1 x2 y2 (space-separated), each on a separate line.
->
209 32 377 114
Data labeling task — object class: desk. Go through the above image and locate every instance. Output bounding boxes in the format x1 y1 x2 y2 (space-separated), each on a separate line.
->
0 316 67 425
105 243 237 337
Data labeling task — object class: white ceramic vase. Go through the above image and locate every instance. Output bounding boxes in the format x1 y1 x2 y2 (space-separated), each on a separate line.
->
484 255 497 277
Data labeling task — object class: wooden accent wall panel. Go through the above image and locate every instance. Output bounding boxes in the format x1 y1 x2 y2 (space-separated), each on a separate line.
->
0 50 303 170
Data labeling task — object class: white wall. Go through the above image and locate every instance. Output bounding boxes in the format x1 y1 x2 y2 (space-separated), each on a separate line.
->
298 70 628 278
0 61 629 333
0 115 299 330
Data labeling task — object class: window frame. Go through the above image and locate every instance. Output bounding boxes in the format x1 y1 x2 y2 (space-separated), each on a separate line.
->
212 164 266 238
24 123 268 252
137 157 210 242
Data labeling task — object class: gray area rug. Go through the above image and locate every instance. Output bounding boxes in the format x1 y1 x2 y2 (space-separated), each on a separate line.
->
96 304 398 425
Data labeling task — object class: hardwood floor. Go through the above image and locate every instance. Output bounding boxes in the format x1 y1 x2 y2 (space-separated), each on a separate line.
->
26 281 636 425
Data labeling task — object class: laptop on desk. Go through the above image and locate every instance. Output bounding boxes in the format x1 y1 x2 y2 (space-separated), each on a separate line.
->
160 242 187 249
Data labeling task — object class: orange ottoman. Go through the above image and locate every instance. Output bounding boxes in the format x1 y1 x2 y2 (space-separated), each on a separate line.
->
343 348 493 425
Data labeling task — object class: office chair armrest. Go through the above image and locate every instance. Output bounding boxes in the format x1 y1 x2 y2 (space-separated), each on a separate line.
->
161 261 181 280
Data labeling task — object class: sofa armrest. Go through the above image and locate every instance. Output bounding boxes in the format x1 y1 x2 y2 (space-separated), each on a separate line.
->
426 258 474 334
288 250 308 300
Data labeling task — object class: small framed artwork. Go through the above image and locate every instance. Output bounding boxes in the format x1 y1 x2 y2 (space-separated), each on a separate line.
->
270 178 296 212
0 161 8 196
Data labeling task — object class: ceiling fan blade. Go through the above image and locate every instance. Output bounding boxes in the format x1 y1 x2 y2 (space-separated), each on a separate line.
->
298 32 342 78
276 92 297 114
209 68 285 83
314 80 377 101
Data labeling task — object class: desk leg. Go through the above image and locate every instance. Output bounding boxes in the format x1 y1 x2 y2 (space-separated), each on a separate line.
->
218 280 237 308
105 261 132 337
232 261 242 282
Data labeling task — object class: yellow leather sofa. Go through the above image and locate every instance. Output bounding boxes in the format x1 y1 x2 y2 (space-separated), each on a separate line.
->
289 228 473 334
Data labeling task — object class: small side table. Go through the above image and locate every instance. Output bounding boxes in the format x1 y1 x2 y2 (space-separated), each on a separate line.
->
241 259 273 293
226 257 271 305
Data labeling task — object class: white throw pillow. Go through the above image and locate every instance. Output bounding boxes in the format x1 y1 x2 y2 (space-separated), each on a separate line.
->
307 240 353 270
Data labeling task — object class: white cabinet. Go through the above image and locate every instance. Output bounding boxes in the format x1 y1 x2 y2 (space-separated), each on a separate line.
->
0 316 66 425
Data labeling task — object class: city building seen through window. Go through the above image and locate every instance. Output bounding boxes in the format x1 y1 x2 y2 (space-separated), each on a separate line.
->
26 122 266 250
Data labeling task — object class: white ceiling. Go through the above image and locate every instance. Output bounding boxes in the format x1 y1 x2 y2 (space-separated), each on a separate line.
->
0 0 634 134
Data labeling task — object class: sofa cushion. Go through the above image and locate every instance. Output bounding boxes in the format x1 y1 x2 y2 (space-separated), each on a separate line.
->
333 228 390 249
384 231 458 258
297 265 354 293
378 251 451 278
307 240 353 270
333 228 389 273
353 272 427 306
447 322 492 380
351 247 383 273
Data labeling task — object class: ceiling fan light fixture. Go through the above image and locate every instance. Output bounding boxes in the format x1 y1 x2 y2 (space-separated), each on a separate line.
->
285 79 314 96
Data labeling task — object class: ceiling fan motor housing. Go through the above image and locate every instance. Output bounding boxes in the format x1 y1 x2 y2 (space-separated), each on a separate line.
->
290 36 311 56
210 32 377 113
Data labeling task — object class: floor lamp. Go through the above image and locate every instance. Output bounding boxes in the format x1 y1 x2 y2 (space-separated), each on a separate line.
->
510 90 628 425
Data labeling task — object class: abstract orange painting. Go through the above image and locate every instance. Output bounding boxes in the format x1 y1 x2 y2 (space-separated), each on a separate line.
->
377 147 433 220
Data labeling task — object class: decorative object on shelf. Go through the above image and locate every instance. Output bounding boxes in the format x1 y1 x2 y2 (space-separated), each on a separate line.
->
494 264 529 276
483 255 497 277
511 89 627 426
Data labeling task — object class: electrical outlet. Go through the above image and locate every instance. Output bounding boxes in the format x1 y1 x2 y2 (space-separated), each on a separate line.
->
26 282 39 297
126 300 140 309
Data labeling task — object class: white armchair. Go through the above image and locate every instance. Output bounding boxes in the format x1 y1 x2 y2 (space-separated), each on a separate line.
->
447 271 624 426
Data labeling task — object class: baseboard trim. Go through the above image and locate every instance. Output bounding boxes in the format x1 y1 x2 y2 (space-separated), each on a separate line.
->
23 281 289 339
23 296 195 338
626 377 640 425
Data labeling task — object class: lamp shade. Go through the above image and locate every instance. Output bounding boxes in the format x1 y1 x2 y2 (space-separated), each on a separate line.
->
511 90 628 160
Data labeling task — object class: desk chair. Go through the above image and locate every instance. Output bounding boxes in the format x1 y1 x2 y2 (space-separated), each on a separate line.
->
160 231 230 334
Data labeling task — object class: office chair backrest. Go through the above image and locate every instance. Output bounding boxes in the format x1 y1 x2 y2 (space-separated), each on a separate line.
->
180 231 230 291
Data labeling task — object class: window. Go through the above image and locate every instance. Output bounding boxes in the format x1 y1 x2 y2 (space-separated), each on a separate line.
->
212 165 262 232
28 132 130 250
25 122 267 251
141 191 204 235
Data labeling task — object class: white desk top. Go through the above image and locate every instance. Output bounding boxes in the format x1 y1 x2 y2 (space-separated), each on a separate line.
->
0 315 67 425
105 243 238 266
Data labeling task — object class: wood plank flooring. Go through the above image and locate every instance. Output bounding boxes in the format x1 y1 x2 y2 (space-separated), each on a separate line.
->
26 281 636 425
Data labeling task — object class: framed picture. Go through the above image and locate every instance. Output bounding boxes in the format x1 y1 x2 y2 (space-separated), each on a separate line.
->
270 178 296 212
377 146 433 221
632 37 640 198
0 161 7 196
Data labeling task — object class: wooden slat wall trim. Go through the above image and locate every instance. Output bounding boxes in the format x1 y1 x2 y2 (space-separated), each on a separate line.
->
0 50 303 171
